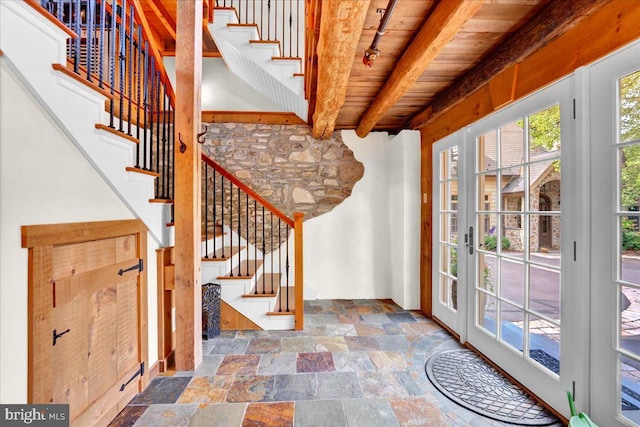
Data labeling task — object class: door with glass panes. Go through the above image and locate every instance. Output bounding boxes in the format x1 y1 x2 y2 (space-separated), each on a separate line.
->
463 77 586 415
590 40 640 427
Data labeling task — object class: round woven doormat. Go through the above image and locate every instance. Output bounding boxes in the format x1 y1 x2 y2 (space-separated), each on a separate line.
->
425 349 557 425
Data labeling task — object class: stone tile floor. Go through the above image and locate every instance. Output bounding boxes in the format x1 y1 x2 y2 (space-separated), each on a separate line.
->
109 299 563 427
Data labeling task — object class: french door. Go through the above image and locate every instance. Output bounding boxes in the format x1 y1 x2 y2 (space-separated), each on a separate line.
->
590 40 640 426
433 77 588 417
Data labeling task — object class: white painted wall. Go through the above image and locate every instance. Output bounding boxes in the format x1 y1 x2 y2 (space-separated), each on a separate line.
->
303 130 421 307
0 59 159 403
164 57 283 112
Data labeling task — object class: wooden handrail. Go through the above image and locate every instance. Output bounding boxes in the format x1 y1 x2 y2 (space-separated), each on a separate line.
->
201 154 293 227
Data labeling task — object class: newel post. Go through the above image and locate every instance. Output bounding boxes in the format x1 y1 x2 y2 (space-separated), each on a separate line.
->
293 212 304 330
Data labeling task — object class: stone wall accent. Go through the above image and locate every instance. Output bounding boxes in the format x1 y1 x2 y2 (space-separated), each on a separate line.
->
201 123 364 220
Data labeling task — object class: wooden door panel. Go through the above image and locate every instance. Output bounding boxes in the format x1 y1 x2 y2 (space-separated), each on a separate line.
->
24 220 148 427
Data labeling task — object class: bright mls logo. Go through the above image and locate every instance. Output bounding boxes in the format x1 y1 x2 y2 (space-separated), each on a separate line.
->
1 405 69 426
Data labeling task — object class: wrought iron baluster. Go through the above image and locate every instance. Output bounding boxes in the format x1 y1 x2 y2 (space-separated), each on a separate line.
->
267 0 271 40
135 25 142 166
86 0 95 81
73 0 80 74
155 71 161 176
281 0 285 56
260 0 264 41
56 0 63 22
221 175 225 258
278 218 282 312
237 186 242 275
262 205 266 294
254 199 257 294
98 0 106 87
274 0 277 42
127 4 134 135
270 211 273 294
295 0 299 57
204 164 209 258
169 104 174 202
148 57 155 170
142 42 149 169
163 93 169 198
213 169 217 258
229 180 233 276
288 0 293 57
286 224 290 311
118 0 127 132
108 0 117 128
246 192 249 276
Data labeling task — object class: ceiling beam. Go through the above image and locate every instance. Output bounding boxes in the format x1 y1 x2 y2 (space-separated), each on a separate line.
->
312 0 370 139
146 0 177 40
408 0 608 130
355 0 483 138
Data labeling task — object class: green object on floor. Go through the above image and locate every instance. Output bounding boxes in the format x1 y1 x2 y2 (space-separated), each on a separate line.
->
567 391 599 427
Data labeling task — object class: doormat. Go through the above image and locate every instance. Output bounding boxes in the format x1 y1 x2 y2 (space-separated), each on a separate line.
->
425 349 558 425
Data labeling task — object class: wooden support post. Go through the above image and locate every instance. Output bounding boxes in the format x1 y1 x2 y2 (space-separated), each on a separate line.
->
174 0 203 371
420 138 432 317
293 212 304 330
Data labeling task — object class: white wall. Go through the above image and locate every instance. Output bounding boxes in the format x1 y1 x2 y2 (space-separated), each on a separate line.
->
303 130 421 307
164 57 283 112
0 59 159 403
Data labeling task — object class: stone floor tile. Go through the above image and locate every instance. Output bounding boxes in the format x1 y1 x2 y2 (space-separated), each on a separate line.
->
217 354 261 375
245 338 281 354
354 323 386 336
242 402 294 427
407 321 443 335
341 398 400 427
236 330 271 339
208 338 251 355
305 314 340 325
317 371 363 399
344 335 380 351
269 373 318 401
177 376 233 404
193 355 225 376
361 313 395 324
390 396 451 427
382 323 414 336
296 351 335 373
337 314 364 324
188 403 246 427
131 404 197 427
314 335 348 352
323 324 358 336
376 335 410 352
358 372 408 398
385 312 418 324
394 370 431 396
257 353 298 375
108 405 147 427
226 375 275 403
129 377 192 405
280 336 315 353
333 351 376 373
368 351 407 372
294 399 347 427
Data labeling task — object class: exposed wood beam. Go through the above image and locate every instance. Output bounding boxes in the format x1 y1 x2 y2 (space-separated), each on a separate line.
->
202 111 306 125
408 0 608 130
419 0 640 145
174 0 203 372
312 0 370 139
147 0 176 40
355 0 483 138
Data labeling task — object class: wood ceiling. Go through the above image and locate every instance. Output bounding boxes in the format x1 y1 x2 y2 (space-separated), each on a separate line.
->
141 0 607 138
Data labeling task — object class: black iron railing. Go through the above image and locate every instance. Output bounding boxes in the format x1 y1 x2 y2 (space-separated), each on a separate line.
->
39 0 174 202
202 154 303 324
215 0 304 64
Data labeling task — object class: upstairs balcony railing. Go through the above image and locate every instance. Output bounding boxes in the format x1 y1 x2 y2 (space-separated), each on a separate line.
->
38 0 175 202
215 0 305 69
202 154 304 329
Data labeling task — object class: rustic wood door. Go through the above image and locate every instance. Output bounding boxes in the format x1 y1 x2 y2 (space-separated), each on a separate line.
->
23 220 148 427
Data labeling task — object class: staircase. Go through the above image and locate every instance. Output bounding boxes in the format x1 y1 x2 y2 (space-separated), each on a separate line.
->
209 5 308 120
0 0 173 245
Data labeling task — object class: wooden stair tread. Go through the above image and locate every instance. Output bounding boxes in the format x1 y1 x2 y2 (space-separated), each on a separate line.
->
243 273 281 297
218 259 263 279
202 245 244 261
267 286 295 315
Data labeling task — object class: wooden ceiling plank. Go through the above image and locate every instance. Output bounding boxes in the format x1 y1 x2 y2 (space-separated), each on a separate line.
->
147 0 177 40
408 0 607 130
355 0 483 138
312 0 371 139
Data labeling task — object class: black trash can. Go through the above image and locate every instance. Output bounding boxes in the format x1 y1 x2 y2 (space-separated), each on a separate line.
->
202 283 221 339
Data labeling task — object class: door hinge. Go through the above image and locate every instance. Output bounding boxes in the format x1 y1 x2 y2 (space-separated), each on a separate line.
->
52 328 70 346
466 226 474 255
117 259 144 276
573 99 576 119
120 362 145 392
